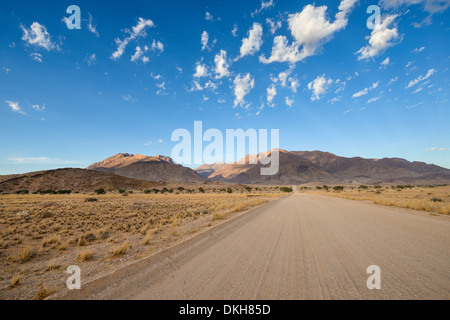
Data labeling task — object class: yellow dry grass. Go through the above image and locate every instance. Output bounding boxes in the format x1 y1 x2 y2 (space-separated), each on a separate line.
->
308 185 450 215
0 191 282 300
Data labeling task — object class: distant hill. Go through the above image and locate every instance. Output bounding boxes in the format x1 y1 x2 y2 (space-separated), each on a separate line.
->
87 153 205 183
197 150 450 185
0 168 162 193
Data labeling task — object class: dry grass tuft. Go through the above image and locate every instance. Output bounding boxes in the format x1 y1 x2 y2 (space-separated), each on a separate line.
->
33 284 56 300
110 240 129 256
10 274 23 288
77 250 94 262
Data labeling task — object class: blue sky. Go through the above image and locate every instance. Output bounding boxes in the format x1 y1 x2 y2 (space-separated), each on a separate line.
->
0 0 449 174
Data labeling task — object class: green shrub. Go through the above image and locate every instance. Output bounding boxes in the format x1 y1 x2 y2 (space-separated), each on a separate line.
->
323 185 329 191
85 198 98 202
280 187 293 193
316 186 322 190
227 188 233 194
118 189 126 194
57 190 72 194
16 190 29 195
198 188 205 193
333 186 344 192
359 185 368 190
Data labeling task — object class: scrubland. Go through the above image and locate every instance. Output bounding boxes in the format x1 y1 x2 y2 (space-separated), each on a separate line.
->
305 185 450 215
0 190 282 300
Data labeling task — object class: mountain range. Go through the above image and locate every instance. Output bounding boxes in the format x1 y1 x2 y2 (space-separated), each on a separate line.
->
1 150 449 193
195 149 450 185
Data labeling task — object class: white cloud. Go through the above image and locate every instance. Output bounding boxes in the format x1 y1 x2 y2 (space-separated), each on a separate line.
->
285 97 294 107
30 52 43 63
20 22 56 51
380 0 450 24
32 104 46 111
356 15 400 60
151 40 164 53
205 12 213 21
5 101 26 115
86 53 96 66
111 18 154 60
193 61 209 78
131 46 149 63
3 67 11 74
308 75 333 101
267 84 277 105
266 18 282 34
412 46 425 53
412 87 423 93
233 73 255 108
88 13 99 37
290 79 300 93
407 68 436 88
367 96 380 103
260 0 358 64
352 81 380 98
150 73 162 80
201 31 209 51
214 50 230 79
380 57 390 66
218 99 226 104
231 24 238 37
238 23 263 59
252 0 275 17
387 76 398 85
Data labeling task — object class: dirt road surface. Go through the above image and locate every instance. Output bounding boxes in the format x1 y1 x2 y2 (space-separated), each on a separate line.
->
61 193 450 300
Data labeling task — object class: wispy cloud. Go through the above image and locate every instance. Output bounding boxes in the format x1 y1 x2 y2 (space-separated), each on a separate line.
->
111 18 154 60
6 157 82 165
407 68 436 88
5 101 26 115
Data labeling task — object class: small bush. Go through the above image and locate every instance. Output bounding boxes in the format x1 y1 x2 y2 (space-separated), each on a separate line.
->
333 186 344 192
227 188 233 194
16 190 29 195
19 245 33 263
198 188 205 193
57 190 72 194
431 198 443 202
323 185 329 191
280 187 293 193
85 197 98 203
95 188 106 195
316 186 323 190
118 189 126 194
359 185 368 190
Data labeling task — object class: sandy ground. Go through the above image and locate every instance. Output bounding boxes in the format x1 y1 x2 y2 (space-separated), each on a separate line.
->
57 191 450 300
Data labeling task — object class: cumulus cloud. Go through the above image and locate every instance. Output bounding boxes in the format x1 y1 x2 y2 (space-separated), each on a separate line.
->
193 61 209 78
131 46 149 63
201 31 209 51
356 15 401 60
266 18 282 34
5 100 26 115
308 75 333 101
267 84 277 105
260 0 358 64
151 40 164 53
214 50 231 79
111 18 154 60
238 23 263 59
205 12 213 21
233 73 255 108
407 68 436 88
20 22 56 51
352 81 380 98
285 97 294 107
